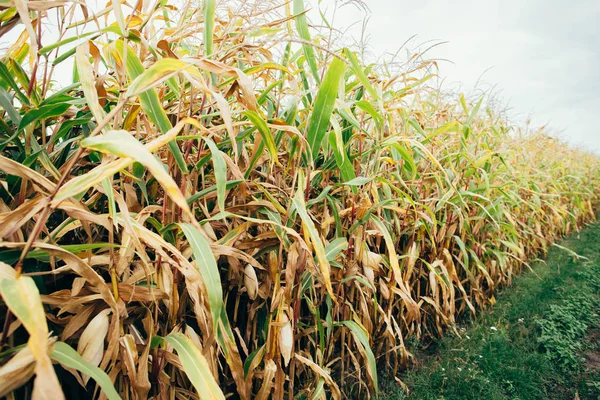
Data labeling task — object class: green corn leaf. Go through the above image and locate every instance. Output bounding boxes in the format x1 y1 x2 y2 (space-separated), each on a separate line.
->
355 99 383 127
328 117 355 184
110 40 187 174
187 180 243 205
345 48 378 100
6 58 40 105
325 237 348 262
306 57 346 161
200 137 228 214
39 30 100 55
293 0 320 83
242 345 265 379
0 88 21 126
343 176 373 186
468 96 484 124
50 342 121 400
242 110 280 167
338 321 378 393
0 243 123 265
164 333 225 400
0 60 30 105
387 141 417 179
203 0 216 57
53 46 80 66
18 103 71 131
407 117 427 138
127 58 199 98
101 178 116 222
178 223 223 328
204 0 217 85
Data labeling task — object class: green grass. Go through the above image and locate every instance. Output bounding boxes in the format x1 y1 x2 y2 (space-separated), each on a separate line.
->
379 222 600 400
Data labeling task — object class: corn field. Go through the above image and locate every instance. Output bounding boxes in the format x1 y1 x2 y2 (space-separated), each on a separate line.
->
0 0 598 399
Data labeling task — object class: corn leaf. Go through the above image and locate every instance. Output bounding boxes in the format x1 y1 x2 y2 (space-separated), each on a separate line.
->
50 342 121 400
179 223 223 328
127 58 200 98
306 57 346 161
293 0 320 83
338 321 378 393
163 333 225 400
0 275 64 400
75 44 108 128
203 0 216 57
200 137 228 214
345 48 378 100
0 60 30 105
293 173 335 299
81 130 193 218
110 41 187 174
242 110 280 167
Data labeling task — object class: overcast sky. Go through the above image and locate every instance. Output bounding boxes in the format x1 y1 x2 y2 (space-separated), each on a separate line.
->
311 0 600 153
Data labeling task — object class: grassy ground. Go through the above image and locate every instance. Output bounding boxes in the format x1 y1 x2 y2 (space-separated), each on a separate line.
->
379 222 600 400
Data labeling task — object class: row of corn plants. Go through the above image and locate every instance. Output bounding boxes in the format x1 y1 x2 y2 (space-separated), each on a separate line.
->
0 0 598 398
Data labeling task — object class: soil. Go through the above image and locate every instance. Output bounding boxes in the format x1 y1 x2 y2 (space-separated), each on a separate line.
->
584 327 600 374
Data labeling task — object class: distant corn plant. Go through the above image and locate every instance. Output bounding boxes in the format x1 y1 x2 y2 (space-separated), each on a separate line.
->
0 0 598 399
